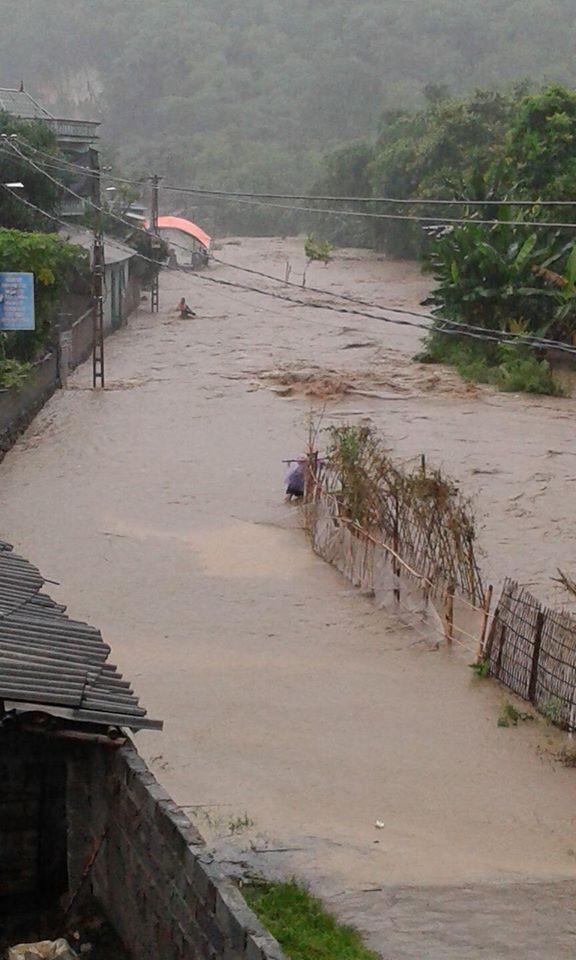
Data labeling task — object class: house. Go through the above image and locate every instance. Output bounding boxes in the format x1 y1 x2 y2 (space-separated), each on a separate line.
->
152 215 211 267
62 228 142 332
0 84 100 218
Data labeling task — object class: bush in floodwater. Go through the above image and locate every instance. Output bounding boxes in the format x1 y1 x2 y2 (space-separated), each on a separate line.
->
497 702 533 727
417 334 565 396
497 344 565 395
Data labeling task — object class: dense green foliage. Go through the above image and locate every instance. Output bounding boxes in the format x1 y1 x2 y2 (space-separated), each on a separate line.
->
320 83 576 392
0 229 87 381
245 882 379 960
4 0 576 232
423 220 576 339
0 113 61 231
419 338 565 395
412 88 576 393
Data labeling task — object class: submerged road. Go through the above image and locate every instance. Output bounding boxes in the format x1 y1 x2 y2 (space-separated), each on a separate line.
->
1 238 576 958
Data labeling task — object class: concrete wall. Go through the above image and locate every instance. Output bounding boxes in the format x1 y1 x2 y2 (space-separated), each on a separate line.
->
0 275 142 460
160 229 206 266
0 352 59 458
0 731 286 960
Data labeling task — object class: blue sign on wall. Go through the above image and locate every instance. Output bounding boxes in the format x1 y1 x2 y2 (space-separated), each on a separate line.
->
0 273 35 331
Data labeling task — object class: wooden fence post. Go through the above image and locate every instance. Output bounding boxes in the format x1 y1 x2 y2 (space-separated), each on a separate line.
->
528 606 545 704
478 584 494 661
444 580 455 645
393 492 400 604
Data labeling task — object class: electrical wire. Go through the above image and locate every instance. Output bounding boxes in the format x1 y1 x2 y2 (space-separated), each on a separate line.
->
159 190 576 230
208 254 573 349
5 140 575 352
15 140 576 227
6 147 576 356
15 139 576 209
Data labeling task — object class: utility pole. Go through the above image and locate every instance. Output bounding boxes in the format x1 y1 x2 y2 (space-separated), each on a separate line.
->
91 161 105 388
150 174 162 313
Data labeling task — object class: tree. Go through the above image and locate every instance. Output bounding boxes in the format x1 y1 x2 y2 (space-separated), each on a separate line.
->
0 114 61 231
0 229 88 365
503 86 576 201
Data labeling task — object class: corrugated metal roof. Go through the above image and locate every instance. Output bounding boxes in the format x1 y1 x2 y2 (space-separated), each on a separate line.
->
0 541 162 731
62 228 135 265
0 87 54 120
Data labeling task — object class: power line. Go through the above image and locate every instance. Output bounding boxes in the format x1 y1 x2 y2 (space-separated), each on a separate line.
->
11 142 576 229
0 181 62 228
160 185 576 209
189 192 576 230
191 271 576 355
207 254 572 350
6 146 576 356
15 140 576 209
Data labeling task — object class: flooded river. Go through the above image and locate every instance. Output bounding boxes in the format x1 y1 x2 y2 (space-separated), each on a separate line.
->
1 238 575 958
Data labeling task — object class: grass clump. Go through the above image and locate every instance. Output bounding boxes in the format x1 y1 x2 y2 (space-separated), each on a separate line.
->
497 702 533 727
469 657 490 678
244 880 379 960
541 696 565 726
417 334 565 396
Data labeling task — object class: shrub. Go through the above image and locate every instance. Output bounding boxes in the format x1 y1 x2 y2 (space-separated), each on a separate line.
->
418 334 565 396
0 358 31 389
497 349 564 395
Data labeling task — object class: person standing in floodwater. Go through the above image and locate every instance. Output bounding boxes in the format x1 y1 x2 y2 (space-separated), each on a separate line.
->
177 297 196 318
285 457 306 502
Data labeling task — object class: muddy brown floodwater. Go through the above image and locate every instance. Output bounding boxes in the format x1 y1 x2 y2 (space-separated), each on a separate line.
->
1 238 576 958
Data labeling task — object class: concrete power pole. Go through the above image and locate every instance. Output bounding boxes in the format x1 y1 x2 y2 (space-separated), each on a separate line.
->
91 163 105 389
150 174 162 313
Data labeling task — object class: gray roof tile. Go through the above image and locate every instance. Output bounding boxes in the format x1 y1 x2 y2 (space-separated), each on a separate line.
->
0 541 162 731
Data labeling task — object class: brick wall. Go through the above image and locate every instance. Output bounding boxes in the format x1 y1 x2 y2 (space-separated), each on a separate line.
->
72 744 286 960
0 730 286 960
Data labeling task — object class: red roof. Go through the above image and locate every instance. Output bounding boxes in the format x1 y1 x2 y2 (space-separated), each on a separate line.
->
155 216 211 250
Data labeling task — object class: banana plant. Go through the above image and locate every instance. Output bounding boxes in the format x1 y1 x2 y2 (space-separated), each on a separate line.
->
425 216 565 338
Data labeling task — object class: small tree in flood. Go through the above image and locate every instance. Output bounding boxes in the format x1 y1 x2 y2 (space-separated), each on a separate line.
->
302 233 333 286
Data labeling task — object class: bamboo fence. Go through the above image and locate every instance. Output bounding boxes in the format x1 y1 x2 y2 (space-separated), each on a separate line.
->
303 436 491 654
486 579 576 730
303 426 576 729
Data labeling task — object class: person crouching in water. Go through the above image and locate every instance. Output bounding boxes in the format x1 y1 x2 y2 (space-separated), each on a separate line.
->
285 457 307 502
177 297 196 318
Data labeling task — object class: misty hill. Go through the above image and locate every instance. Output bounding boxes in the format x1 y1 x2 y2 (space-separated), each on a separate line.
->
2 0 576 194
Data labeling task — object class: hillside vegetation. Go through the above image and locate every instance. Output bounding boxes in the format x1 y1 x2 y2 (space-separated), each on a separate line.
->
2 0 576 202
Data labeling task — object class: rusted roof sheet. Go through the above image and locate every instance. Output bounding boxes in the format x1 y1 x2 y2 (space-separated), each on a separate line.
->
0 541 162 731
